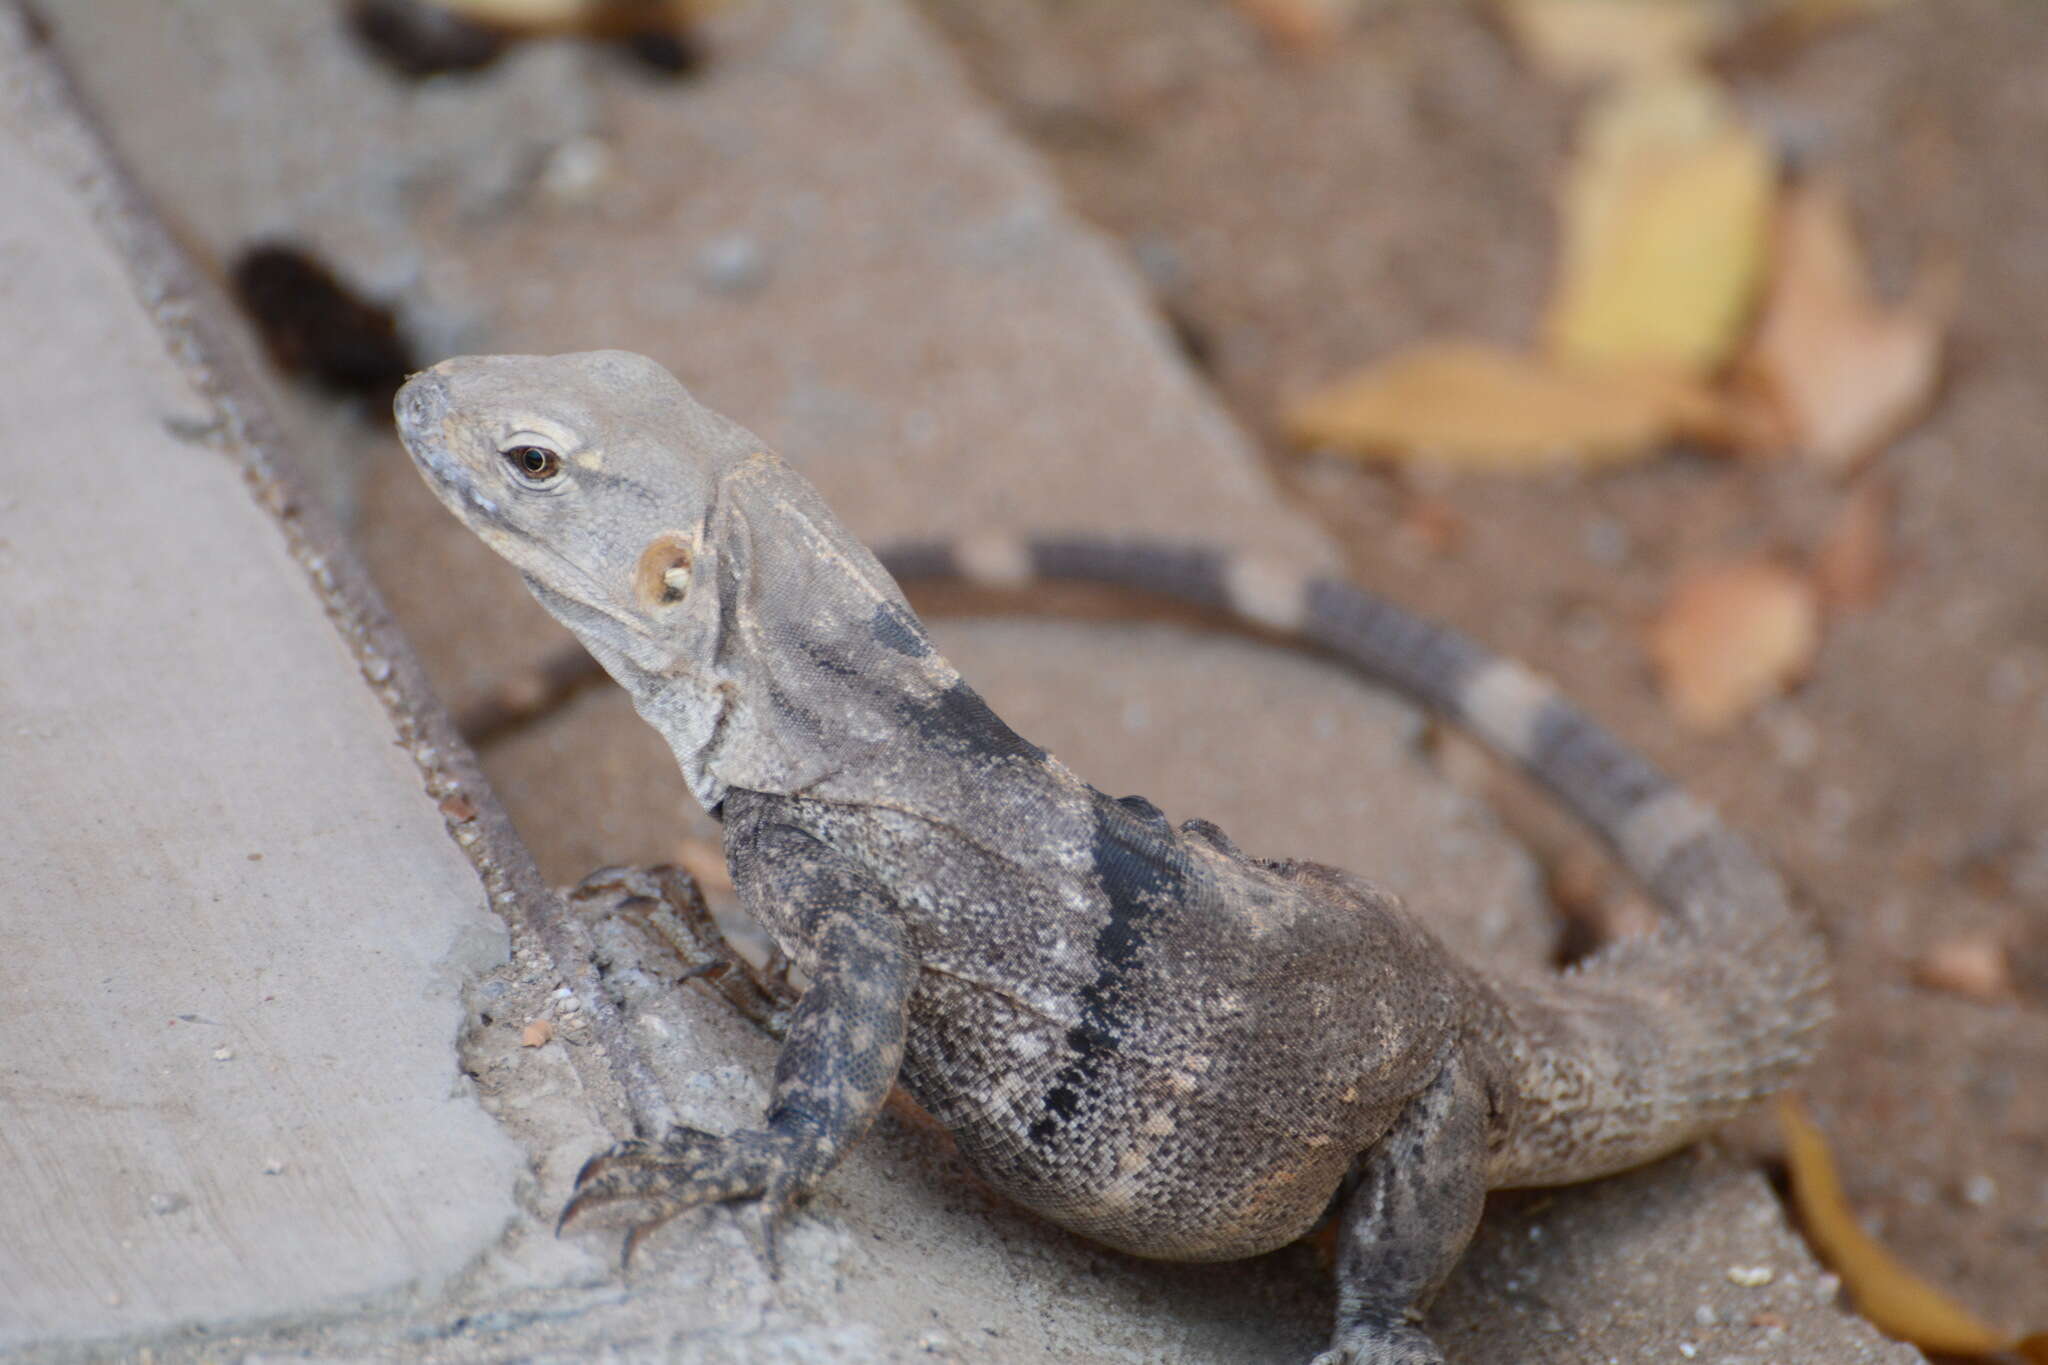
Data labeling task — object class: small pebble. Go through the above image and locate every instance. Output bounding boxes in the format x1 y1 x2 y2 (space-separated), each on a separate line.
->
1814 785 1856 834
1725 1265 1774 1287
1677 1342 1697 1359
148 1192 189 1216
1915 933 2013 1001
1564 606 1609 654
262 1158 287 1176
1961 1173 1997 1207
1582 516 1630 567
538 136 616 204
1130 234 1186 291
211 1046 234 1062
1988 653 2037 705
697 234 769 293
1761 706 1819 769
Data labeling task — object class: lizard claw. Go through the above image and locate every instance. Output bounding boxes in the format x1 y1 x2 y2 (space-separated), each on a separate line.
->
555 1124 800 1267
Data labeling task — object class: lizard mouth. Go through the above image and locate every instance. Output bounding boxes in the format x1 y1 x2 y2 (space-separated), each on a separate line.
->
394 368 447 449
394 370 501 516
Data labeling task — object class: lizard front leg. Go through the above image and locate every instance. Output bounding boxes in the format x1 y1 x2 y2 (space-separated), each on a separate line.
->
1316 1055 1492 1365
567 863 796 1040
560 840 915 1266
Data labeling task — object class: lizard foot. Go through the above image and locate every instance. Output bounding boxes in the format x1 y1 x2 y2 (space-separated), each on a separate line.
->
1309 1321 1444 1365
567 864 795 1039
558 1122 801 1269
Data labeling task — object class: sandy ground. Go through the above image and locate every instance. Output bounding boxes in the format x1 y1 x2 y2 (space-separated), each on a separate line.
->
915 0 2048 1331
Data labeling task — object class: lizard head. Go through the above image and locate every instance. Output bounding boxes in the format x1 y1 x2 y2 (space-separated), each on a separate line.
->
394 349 730 649
394 349 967 811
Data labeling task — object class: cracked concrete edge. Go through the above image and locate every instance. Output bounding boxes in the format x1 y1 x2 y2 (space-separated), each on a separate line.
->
0 1 666 1153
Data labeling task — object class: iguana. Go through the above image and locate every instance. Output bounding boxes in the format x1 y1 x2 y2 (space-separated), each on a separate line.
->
395 349 1828 1365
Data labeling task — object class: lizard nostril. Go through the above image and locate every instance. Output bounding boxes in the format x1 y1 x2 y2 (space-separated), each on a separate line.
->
397 374 448 433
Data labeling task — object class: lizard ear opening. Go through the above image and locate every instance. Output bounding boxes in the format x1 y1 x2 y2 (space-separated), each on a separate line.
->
634 532 696 610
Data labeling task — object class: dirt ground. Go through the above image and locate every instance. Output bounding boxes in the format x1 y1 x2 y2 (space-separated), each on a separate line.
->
913 0 2048 1334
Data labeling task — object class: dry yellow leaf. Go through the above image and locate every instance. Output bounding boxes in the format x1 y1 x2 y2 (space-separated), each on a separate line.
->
1778 1095 2046 1357
1648 556 1818 730
1545 70 1774 377
440 0 594 24
1496 0 1732 84
1735 180 1954 474
1285 342 1722 470
439 0 721 34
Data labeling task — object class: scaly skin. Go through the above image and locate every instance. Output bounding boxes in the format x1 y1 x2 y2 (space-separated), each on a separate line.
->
396 350 1828 1363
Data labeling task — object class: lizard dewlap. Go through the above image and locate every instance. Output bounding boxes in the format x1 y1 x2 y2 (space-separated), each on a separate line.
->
396 350 1828 1365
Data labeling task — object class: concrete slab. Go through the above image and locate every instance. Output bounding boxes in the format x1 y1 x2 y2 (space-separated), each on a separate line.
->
0 19 522 1348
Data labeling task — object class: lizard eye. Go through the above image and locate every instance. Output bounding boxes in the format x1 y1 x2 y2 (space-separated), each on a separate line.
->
502 444 563 485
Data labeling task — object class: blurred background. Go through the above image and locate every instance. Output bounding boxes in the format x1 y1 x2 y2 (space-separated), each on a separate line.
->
35 0 2045 1351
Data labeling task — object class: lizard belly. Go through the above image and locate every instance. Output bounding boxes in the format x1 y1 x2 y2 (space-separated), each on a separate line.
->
898 972 1408 1262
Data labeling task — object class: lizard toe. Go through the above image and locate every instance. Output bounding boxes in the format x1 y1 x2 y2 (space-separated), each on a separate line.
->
1310 1322 1444 1365
556 1127 801 1261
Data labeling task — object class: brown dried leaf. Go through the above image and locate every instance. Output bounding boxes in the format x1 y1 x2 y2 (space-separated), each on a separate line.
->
439 0 720 34
1544 70 1774 377
1286 342 1722 471
1812 476 1893 610
1735 180 1954 474
1913 931 2013 1002
1779 1094 2037 1355
440 0 596 24
1496 0 1732 84
1746 0 1913 47
520 1018 554 1048
1648 556 1820 731
1230 0 1367 49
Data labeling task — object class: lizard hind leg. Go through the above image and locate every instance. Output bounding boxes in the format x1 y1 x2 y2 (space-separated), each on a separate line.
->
1315 1057 1492 1365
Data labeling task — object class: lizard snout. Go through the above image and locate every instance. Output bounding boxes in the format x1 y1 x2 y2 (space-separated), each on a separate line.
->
394 370 451 448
